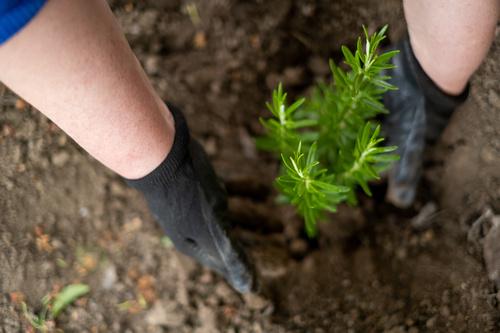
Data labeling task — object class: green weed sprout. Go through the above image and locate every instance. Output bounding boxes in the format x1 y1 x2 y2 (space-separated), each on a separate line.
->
22 284 90 332
257 25 399 237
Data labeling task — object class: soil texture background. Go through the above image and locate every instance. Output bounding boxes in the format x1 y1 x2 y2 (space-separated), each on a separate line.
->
1 0 499 332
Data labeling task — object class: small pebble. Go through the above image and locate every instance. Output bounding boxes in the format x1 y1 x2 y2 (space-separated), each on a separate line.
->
101 265 118 290
426 316 437 328
1 124 14 137
123 217 142 232
483 215 500 287
480 147 495 163
289 238 308 258
199 270 213 284
488 90 500 108
145 56 160 75
110 181 127 197
411 202 438 230
14 99 26 110
51 151 70 167
243 293 269 311
193 31 207 49
16 164 26 173
145 301 186 327
215 283 234 301
4 179 14 190
202 137 217 156
57 134 67 146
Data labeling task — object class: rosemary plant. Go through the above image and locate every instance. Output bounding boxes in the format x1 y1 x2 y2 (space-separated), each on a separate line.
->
257 26 399 237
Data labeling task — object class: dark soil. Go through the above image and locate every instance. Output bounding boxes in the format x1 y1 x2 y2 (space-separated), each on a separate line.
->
1 1 499 332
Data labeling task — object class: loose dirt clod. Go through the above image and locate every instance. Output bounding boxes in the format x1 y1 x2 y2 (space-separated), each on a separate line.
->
482 210 500 287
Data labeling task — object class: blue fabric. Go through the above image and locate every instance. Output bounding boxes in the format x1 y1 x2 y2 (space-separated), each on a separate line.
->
0 0 47 44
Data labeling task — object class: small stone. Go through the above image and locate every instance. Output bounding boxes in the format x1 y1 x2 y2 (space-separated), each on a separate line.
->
145 301 186 327
484 221 500 288
411 202 438 230
128 23 141 36
405 319 415 326
425 316 437 328
11 145 22 164
395 247 407 260
215 283 234 300
193 31 207 49
202 137 217 157
138 10 158 31
243 293 269 311
16 164 26 173
123 217 142 232
176 283 189 307
124 2 134 12
199 270 213 284
289 239 308 258
51 239 63 249
249 34 261 49
145 56 160 75
4 179 14 190
57 134 68 146
51 151 70 167
101 264 117 290
195 303 217 333
33 179 44 193
79 207 90 218
1 124 14 137
110 181 127 197
15 98 27 110
420 230 434 243
480 147 495 163
386 326 405 333
251 322 264 333
300 3 315 16
488 90 500 108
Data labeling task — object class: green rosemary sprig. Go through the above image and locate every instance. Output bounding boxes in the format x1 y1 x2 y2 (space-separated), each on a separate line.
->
258 25 399 237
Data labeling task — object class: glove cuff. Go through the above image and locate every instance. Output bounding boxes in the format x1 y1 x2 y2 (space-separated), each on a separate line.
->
401 35 469 110
125 104 190 191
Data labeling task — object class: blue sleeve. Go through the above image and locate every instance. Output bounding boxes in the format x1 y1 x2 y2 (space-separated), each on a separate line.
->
0 0 47 45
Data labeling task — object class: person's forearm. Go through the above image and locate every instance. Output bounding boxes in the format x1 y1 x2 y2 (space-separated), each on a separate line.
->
0 0 174 179
404 0 499 95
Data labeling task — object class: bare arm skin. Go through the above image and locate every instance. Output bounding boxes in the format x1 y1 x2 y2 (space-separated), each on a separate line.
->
404 0 499 95
0 0 174 179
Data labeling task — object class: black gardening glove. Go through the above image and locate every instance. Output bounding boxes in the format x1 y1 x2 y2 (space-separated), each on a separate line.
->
126 105 254 293
382 35 469 208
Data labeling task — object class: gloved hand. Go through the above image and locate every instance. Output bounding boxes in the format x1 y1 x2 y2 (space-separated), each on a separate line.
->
127 104 254 293
382 35 469 208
